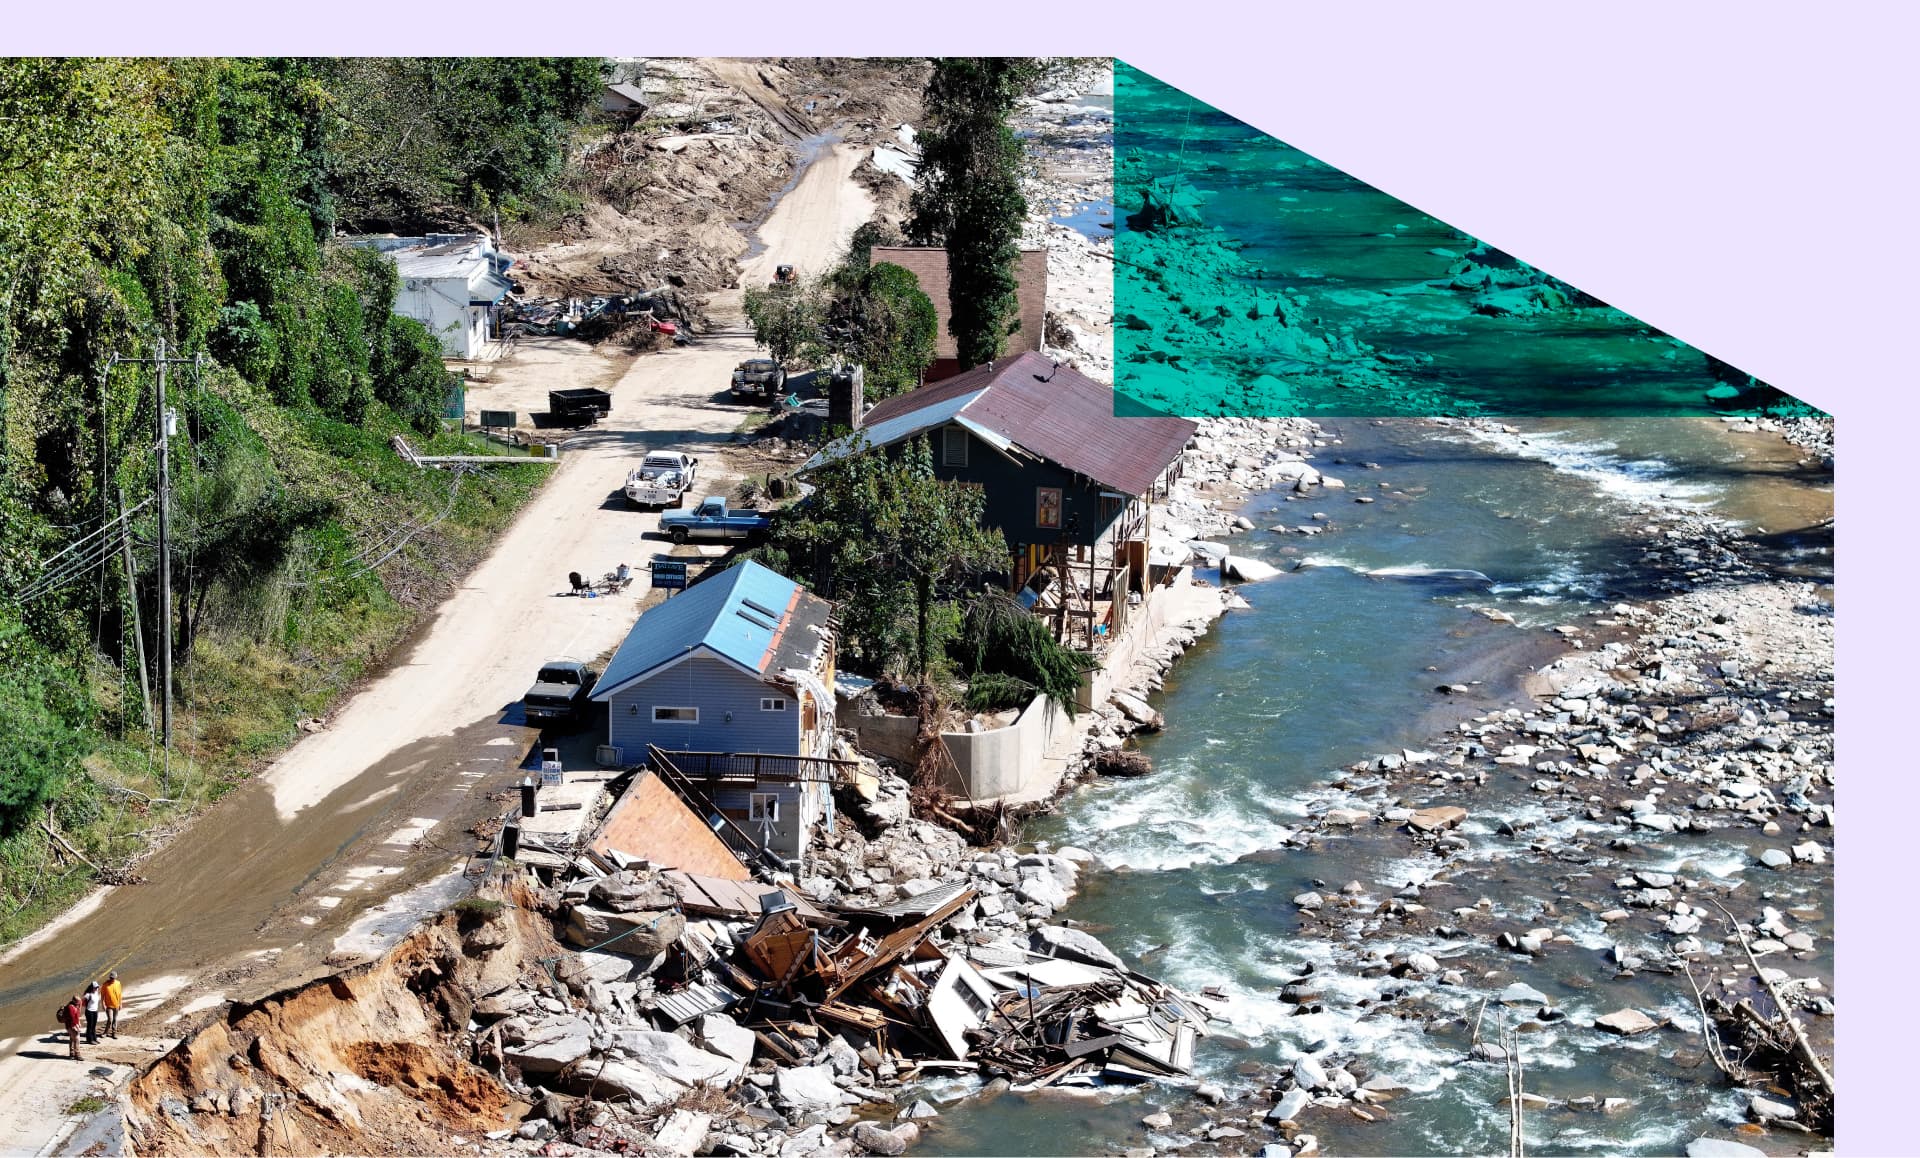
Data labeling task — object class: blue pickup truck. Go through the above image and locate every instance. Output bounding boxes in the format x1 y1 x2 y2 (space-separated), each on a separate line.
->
658 496 772 544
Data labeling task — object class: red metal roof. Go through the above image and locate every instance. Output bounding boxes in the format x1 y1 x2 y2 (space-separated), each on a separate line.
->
860 353 1197 497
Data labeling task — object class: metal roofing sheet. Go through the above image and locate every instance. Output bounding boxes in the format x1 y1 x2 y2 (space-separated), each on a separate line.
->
873 879 975 920
802 389 986 474
654 976 740 1026
831 353 1196 497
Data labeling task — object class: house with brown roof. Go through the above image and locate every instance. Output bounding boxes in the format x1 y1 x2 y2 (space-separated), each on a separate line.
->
868 246 1048 382
800 352 1196 648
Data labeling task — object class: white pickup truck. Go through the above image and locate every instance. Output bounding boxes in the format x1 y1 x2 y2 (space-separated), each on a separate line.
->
624 451 700 509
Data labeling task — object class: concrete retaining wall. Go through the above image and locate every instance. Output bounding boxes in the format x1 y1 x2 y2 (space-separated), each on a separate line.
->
838 568 1210 800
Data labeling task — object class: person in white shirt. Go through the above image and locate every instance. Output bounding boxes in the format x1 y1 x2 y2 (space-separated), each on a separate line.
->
82 981 101 1044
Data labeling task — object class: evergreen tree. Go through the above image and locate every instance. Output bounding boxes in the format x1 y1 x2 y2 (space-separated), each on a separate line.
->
905 59 1039 370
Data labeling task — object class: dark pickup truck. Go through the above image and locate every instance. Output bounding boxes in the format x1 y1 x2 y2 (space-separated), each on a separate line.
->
730 359 787 401
522 661 599 725
548 388 613 426
658 496 773 544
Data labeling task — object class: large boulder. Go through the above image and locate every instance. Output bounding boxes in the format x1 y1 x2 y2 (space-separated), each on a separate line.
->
590 871 678 913
1684 1140 1766 1158
609 1029 745 1086
1593 1009 1659 1036
503 1014 593 1074
573 1059 686 1106
1110 691 1165 731
1268 1088 1311 1123
1223 555 1282 583
775 1064 846 1113
852 1121 908 1156
1407 807 1468 833
698 1013 756 1067
1031 925 1125 970
563 904 685 955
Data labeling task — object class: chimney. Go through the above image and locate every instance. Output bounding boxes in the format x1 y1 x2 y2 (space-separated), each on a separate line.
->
828 366 866 431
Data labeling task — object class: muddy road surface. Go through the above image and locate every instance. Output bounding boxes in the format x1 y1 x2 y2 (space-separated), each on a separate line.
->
0 145 874 1064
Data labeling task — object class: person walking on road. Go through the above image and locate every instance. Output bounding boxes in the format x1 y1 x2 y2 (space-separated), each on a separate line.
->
57 995 82 1060
103 971 124 1038
82 981 101 1044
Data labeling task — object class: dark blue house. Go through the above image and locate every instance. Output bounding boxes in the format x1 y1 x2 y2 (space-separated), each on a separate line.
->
801 352 1196 646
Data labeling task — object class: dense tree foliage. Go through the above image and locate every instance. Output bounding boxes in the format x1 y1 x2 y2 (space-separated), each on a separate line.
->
905 58 1040 369
0 57 596 930
741 233 938 403
757 436 1005 678
958 593 1094 716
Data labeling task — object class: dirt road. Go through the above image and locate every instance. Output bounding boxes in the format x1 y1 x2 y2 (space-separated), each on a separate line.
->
0 142 873 1146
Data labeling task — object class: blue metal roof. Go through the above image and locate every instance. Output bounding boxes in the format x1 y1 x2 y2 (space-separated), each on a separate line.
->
591 560 801 700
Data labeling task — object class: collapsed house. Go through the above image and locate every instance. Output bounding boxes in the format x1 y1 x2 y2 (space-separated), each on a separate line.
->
505 753 1218 1108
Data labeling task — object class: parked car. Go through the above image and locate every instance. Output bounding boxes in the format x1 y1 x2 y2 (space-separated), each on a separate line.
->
731 359 787 401
624 451 700 508
522 661 599 725
658 496 773 544
548 387 612 426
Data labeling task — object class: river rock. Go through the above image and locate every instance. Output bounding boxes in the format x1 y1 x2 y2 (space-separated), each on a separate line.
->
1759 848 1792 869
610 1028 745 1086
1407 806 1468 833
1016 873 1071 910
1747 1093 1797 1120
1031 924 1125 969
775 1065 846 1112
1500 982 1549 1005
698 1013 757 1067
1594 1009 1659 1036
652 1110 710 1157
574 1058 685 1106
1111 691 1165 731
1685 1139 1767 1158
1323 808 1371 826
852 1122 908 1156
1224 555 1282 582
1293 1053 1330 1090
1143 1111 1173 1129
504 1014 593 1074
1268 1088 1312 1123
1402 952 1440 976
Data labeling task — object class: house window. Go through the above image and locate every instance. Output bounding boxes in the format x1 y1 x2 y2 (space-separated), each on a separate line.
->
653 707 698 723
943 426 969 467
761 697 788 712
750 793 781 822
1035 487 1063 530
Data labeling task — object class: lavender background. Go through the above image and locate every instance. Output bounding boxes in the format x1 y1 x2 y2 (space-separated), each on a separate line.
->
13 6 1904 1152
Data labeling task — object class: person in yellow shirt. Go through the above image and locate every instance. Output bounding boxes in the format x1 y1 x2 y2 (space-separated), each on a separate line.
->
102 971 123 1038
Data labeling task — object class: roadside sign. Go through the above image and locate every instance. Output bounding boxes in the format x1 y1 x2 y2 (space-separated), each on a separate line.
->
480 410 516 428
651 559 688 590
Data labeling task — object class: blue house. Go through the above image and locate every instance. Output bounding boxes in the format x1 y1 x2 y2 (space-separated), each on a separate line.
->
590 560 837 861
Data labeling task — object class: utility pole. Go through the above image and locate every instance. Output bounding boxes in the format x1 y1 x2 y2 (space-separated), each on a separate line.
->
155 336 172 750
109 337 199 753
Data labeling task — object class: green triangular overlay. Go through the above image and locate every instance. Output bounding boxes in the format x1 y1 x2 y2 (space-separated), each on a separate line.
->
1112 62 1818 418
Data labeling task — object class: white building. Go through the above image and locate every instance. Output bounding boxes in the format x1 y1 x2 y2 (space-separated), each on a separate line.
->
347 234 514 359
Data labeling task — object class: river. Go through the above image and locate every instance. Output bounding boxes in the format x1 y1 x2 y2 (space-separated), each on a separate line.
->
914 417 1831 1157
